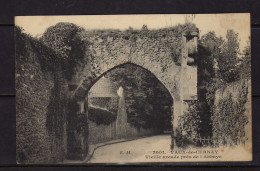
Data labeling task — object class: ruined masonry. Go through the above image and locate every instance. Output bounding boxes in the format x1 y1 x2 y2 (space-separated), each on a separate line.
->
16 24 199 163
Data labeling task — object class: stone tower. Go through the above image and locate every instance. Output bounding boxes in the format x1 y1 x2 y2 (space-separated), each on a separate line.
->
88 76 118 109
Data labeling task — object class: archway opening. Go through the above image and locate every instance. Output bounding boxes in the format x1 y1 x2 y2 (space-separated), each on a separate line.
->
86 63 173 145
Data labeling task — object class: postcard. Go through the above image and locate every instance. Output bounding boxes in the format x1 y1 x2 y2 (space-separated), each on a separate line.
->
15 14 251 164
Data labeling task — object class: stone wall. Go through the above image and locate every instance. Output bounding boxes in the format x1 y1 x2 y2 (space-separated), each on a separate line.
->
68 24 198 102
67 24 198 153
16 29 68 163
15 23 199 163
71 28 183 98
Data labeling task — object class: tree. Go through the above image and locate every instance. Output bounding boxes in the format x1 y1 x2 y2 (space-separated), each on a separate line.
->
217 30 240 82
105 64 173 130
196 31 224 138
41 23 80 58
238 38 251 79
40 22 88 80
197 29 249 146
196 30 244 138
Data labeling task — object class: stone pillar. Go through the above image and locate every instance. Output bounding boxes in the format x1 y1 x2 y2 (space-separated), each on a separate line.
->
172 99 183 149
172 31 198 148
170 101 174 149
174 33 188 134
173 100 182 129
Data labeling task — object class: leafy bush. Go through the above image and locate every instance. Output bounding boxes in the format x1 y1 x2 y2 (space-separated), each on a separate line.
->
40 22 83 59
175 128 192 148
40 22 89 80
196 30 250 139
238 41 251 80
15 26 62 72
176 101 201 147
211 80 249 146
88 106 117 125
180 101 201 139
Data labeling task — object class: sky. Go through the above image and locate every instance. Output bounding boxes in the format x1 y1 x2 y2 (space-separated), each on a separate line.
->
15 14 250 51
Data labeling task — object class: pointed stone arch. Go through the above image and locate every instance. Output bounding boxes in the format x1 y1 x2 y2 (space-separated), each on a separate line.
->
65 29 199 160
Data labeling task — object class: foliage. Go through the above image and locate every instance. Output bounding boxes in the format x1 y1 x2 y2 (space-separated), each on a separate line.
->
175 128 192 148
197 30 250 142
15 26 68 163
179 101 201 139
88 106 117 125
46 72 65 139
238 39 251 79
105 63 173 130
18 22 199 79
15 26 62 72
217 30 240 82
40 22 89 80
175 101 201 148
40 22 83 59
196 32 220 138
15 26 27 57
211 80 249 146
199 30 243 83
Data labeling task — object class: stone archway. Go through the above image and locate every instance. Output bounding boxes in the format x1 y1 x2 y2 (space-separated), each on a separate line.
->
15 22 199 163
65 28 199 160
66 61 177 160
86 62 174 145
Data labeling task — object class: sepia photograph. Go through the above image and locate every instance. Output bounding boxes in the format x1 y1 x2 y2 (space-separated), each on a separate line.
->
15 14 251 164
